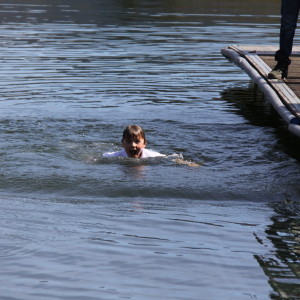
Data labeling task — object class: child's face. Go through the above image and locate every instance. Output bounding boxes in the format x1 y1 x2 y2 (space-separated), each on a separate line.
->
122 134 146 158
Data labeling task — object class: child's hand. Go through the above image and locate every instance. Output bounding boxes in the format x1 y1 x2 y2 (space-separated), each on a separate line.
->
174 158 201 167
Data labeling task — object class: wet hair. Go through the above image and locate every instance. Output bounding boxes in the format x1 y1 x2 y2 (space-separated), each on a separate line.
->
122 125 147 144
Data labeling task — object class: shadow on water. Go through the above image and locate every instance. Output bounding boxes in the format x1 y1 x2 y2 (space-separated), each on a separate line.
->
221 83 300 299
220 82 300 162
255 198 300 299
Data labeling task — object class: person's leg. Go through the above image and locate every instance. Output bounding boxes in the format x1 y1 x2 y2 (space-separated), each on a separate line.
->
269 0 300 79
275 0 300 64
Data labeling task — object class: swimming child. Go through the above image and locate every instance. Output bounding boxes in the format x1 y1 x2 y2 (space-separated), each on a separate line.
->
103 125 165 158
103 125 200 167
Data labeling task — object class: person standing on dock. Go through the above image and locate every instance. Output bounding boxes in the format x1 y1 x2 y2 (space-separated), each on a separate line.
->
268 0 300 80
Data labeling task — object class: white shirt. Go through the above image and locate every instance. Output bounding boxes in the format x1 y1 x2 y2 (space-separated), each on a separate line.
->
103 148 165 158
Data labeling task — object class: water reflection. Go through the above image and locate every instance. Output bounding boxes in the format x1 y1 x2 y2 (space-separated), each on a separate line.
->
0 0 280 25
220 83 300 162
255 199 300 299
221 81 300 296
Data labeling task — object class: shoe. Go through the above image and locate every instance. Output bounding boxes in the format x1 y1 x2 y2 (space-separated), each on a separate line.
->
268 62 289 80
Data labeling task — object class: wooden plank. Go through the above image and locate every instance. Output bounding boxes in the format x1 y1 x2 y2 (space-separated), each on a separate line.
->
228 45 300 118
221 44 300 137
261 56 300 100
245 53 270 76
242 52 300 118
229 45 300 56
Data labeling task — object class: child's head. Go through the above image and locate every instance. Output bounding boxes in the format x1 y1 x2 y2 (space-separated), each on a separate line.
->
122 125 147 158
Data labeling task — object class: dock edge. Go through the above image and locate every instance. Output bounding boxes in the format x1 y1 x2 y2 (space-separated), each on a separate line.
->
221 46 300 138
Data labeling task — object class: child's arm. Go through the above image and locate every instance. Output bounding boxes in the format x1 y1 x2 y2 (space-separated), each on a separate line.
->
174 158 201 167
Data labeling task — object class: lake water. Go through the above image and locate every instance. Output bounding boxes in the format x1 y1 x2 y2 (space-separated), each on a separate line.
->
1 1 300 299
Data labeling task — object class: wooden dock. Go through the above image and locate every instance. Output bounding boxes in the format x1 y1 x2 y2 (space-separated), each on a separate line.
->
221 45 300 138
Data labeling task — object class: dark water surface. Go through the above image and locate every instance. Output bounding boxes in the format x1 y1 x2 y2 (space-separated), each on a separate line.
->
1 1 300 299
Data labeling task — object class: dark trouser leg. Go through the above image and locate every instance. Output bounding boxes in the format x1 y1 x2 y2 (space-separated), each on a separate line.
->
275 0 300 65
